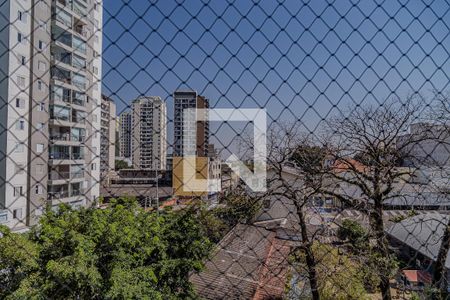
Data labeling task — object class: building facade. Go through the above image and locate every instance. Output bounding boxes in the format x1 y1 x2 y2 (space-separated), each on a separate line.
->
0 0 102 230
100 95 116 178
173 90 209 157
172 90 211 197
131 96 167 170
119 110 132 159
399 123 450 167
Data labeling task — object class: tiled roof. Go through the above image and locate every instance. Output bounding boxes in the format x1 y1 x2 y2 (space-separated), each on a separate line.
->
190 224 292 299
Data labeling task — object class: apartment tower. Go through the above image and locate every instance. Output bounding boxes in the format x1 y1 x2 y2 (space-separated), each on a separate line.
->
119 111 132 159
173 90 209 157
131 96 167 170
100 95 116 178
0 0 102 230
172 90 210 197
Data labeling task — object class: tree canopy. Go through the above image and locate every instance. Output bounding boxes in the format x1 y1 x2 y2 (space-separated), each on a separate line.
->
0 197 213 299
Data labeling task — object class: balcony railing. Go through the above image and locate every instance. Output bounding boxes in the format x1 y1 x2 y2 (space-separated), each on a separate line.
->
50 134 85 143
72 153 84 160
49 152 70 160
71 171 84 179
49 152 84 160
52 73 72 84
49 171 70 180
50 114 70 122
52 34 72 48
50 133 70 141
48 191 70 200
52 53 72 65
72 97 85 106
71 189 84 197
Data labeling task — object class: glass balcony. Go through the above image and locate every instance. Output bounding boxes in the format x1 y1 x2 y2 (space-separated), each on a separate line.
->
72 152 84 160
49 171 70 180
50 133 71 142
49 152 71 160
51 67 71 84
48 190 70 200
73 36 86 54
55 7 72 28
73 0 87 17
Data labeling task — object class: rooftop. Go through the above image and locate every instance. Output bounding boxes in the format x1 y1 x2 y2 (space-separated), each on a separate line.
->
386 212 450 268
190 223 292 299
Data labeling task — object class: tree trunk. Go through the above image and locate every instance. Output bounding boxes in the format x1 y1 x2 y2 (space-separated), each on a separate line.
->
371 202 392 300
432 218 450 299
295 201 320 300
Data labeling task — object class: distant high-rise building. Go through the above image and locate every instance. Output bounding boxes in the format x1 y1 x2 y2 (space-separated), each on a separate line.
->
119 111 132 159
131 96 167 170
173 90 209 157
100 95 116 178
172 90 211 197
0 0 103 229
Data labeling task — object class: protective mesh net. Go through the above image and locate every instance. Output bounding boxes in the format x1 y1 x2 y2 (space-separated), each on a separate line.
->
0 0 450 299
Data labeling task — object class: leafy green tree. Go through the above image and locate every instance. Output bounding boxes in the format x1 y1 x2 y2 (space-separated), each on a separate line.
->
293 242 370 300
114 159 129 170
0 197 213 299
215 192 261 226
337 219 369 253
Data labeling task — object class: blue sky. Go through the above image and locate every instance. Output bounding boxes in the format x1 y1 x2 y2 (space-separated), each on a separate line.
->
101 0 450 153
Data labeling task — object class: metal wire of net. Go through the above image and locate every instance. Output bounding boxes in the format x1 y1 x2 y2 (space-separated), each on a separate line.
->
0 0 450 299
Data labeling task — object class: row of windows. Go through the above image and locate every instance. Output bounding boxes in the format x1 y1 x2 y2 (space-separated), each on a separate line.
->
17 32 46 50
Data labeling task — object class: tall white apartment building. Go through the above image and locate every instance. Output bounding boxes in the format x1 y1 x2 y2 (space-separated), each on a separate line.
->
131 96 167 170
0 0 102 230
119 111 132 159
100 95 116 178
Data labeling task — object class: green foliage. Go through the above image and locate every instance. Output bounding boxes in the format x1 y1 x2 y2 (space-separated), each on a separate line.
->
0 197 213 299
293 242 370 300
337 219 369 252
215 193 261 226
114 159 129 170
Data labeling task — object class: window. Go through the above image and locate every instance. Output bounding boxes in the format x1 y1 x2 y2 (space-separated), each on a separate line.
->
16 119 25 130
91 163 96 171
0 212 7 223
37 122 45 131
38 40 45 50
13 208 22 219
38 60 46 71
14 143 24 153
18 11 26 22
36 143 44 153
263 199 271 210
18 55 26 65
37 80 43 90
13 186 24 196
38 20 46 30
35 184 43 195
38 102 45 111
17 32 23 43
17 76 25 87
15 98 25 108
93 66 98 75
